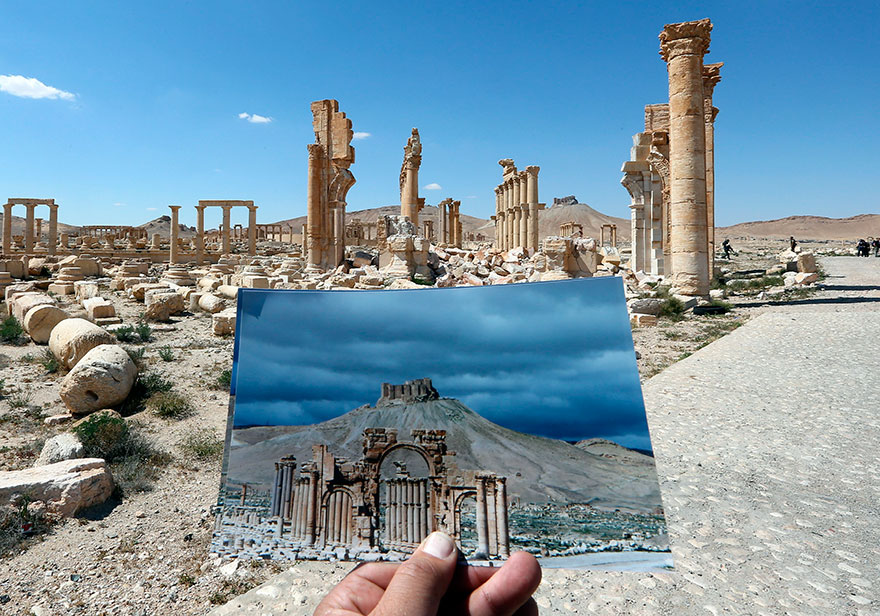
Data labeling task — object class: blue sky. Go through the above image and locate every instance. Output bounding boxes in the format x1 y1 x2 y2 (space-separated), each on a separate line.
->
230 279 653 449
1 1 877 229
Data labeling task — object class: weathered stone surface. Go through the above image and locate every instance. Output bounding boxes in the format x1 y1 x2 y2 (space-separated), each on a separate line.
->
129 282 170 302
59 344 138 415
796 252 817 273
4 282 36 303
630 313 659 326
23 304 68 344
627 297 664 316
199 293 226 313
11 292 55 323
36 433 85 466
212 309 237 336
144 290 185 322
49 319 117 370
795 271 818 285
82 297 116 321
144 300 170 322
216 285 239 300
74 281 100 302
0 458 113 518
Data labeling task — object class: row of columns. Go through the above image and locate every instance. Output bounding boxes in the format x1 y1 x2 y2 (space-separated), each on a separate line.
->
2 200 59 256
493 164 542 252
386 477 430 548
270 458 319 544
437 198 462 247
325 490 354 546
173 201 257 265
474 475 509 558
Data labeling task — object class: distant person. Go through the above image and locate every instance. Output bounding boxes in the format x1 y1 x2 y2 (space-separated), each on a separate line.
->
722 238 735 259
872 238 880 257
789 236 798 252
857 239 869 257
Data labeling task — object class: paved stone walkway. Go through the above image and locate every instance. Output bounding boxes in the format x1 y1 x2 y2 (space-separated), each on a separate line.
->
213 257 880 615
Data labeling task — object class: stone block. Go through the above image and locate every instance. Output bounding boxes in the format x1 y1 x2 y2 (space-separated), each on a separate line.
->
83 297 116 321
47 282 76 295
129 282 170 301
672 294 698 310
630 313 659 327
199 293 226 313
1 259 26 278
49 318 117 370
794 272 818 285
242 276 270 289
36 433 85 466
23 305 69 344
796 252 817 273
74 281 100 302
0 458 114 518
5 282 37 303
627 298 664 316
10 292 55 322
59 344 138 415
212 309 237 336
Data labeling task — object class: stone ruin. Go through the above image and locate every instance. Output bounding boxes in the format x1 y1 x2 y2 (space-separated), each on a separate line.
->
378 377 440 404
214 381 510 562
399 128 425 226
621 18 722 296
493 159 544 253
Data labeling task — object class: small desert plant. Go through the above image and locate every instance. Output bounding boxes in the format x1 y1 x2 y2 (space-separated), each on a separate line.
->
179 428 224 461
114 325 138 343
658 297 686 321
125 346 147 371
140 372 174 395
6 389 33 410
74 412 131 459
148 391 195 420
0 316 26 344
213 368 232 391
118 371 174 415
0 496 53 556
134 321 152 342
158 346 174 362
39 348 59 374
707 299 733 313
0 377 5 397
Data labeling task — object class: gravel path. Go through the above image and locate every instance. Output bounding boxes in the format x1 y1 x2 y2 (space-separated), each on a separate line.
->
212 256 880 615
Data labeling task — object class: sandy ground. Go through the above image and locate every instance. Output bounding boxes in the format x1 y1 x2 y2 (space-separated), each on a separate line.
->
0 242 868 615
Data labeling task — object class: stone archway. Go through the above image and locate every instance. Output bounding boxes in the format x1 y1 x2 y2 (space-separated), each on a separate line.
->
322 488 354 547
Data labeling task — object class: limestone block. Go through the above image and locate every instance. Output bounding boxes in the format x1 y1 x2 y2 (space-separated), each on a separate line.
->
188 292 204 312
49 318 117 370
216 285 239 300
11 292 55 322
23 305 69 344
27 257 49 276
708 289 727 300
122 276 156 291
212 309 237 336
242 276 270 289
74 281 100 302
4 282 36 303
765 264 787 276
794 272 818 285
82 297 116 321
783 271 798 287
0 458 114 518
145 289 185 315
59 344 138 415
387 279 423 289
627 298 664 316
199 293 226 314
36 433 85 466
129 282 169 301
630 313 659 327
47 282 76 295
672 294 698 310
796 252 817 273
58 255 102 277
538 270 572 282
2 260 26 279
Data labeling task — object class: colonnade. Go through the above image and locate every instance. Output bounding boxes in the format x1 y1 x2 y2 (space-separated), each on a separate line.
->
472 474 509 558
559 221 583 237
385 477 430 548
2 199 59 255
600 224 618 247
493 161 542 252
189 200 258 265
437 198 462 247
324 490 354 546
270 457 319 544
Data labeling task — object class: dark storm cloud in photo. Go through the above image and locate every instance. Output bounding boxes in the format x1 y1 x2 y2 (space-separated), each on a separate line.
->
231 278 653 449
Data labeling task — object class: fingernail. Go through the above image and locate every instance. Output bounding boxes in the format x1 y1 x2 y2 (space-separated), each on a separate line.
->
421 532 455 559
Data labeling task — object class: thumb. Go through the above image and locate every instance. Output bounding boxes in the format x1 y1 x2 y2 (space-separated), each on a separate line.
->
372 531 458 616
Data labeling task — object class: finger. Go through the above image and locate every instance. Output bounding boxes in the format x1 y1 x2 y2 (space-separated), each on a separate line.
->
448 562 499 593
314 563 395 616
373 532 458 616
511 598 539 616
465 552 542 616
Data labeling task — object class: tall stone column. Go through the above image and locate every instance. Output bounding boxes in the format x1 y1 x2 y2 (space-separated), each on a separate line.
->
247 205 258 256
220 205 232 255
196 205 206 264
2 202 12 254
24 205 35 253
452 201 462 247
495 478 509 557
306 144 324 271
494 188 502 249
35 219 43 243
506 181 515 250
306 471 318 544
47 204 58 255
660 18 712 296
703 62 722 278
475 477 490 557
438 200 447 245
400 128 422 225
511 177 521 248
525 166 540 252
169 205 181 264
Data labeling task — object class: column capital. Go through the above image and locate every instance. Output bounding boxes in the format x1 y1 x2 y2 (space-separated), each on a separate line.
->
247 204 258 212
525 165 540 175
48 203 59 210
703 62 723 93
220 204 233 211
168 205 182 212
659 18 712 61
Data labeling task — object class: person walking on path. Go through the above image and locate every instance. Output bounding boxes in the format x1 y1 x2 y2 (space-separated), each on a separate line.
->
790 236 798 252
722 238 735 260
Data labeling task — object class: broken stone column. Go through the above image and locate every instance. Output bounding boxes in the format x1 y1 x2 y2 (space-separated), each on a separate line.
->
196 204 206 264
169 205 181 264
660 18 712 296
2 202 12 254
400 128 423 225
247 204 258 256
48 204 58 255
25 204 35 253
703 62 722 277
221 205 232 255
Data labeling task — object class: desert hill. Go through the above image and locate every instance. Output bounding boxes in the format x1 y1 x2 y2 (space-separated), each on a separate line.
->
271 204 490 238
228 396 662 513
137 215 196 239
717 214 880 241
0 213 79 237
536 201 631 241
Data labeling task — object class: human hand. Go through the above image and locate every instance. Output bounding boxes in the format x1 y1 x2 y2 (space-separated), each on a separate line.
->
314 531 542 616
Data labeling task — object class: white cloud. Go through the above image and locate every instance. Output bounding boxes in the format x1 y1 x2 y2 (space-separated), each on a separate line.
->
0 74 75 100
238 112 272 124
146 207 157 211
424 183 442 190
352 132 371 140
